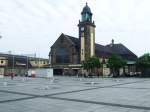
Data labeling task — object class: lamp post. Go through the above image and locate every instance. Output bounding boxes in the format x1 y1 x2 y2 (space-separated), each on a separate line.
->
12 55 15 75
26 56 28 75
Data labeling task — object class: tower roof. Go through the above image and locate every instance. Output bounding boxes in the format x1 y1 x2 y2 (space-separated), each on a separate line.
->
81 3 92 14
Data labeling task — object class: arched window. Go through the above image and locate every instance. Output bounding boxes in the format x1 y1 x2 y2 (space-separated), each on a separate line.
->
56 48 69 64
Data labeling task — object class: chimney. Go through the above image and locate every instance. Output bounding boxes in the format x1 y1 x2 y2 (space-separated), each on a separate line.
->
112 39 114 44
110 39 114 47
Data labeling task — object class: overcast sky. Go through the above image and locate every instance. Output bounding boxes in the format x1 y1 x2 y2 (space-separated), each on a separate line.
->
0 0 150 58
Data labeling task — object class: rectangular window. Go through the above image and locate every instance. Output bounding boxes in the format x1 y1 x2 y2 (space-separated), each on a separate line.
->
82 49 83 55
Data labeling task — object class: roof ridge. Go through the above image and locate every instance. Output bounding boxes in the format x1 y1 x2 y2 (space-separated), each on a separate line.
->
118 44 137 57
64 34 78 39
63 34 75 45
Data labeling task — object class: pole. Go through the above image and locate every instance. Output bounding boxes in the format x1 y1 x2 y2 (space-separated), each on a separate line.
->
12 55 15 75
27 56 28 70
27 56 28 72
38 58 40 68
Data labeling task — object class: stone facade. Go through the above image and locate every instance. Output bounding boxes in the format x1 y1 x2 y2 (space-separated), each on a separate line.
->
49 3 137 76
50 34 80 65
78 22 96 60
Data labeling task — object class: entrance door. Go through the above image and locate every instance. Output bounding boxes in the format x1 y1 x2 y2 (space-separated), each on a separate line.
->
53 69 63 75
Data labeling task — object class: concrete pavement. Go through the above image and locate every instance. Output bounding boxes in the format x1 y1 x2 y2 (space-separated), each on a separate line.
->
0 76 150 112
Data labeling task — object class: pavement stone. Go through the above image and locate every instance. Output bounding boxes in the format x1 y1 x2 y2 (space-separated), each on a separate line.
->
0 76 150 112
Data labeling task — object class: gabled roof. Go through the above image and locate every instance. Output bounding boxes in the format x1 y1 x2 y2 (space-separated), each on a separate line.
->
95 44 112 57
63 34 80 50
106 44 137 60
64 34 79 46
54 33 137 61
51 33 77 48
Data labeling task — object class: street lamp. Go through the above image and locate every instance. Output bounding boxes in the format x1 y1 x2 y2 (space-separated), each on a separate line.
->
26 56 28 73
12 55 15 75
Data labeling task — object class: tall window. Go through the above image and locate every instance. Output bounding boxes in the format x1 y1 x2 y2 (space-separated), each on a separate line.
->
56 48 69 64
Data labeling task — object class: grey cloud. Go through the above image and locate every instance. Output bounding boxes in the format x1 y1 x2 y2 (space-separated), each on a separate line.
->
0 0 150 57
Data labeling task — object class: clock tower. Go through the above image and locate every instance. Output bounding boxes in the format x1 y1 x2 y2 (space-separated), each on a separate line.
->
78 3 96 62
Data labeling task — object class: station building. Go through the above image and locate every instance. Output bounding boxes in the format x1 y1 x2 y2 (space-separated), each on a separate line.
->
49 3 137 76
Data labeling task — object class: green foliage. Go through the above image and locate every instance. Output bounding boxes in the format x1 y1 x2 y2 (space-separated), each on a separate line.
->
107 54 126 69
136 53 150 77
82 56 101 70
136 53 150 68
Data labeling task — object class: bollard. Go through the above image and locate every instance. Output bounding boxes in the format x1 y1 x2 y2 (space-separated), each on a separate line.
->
79 78 82 81
91 82 94 85
3 82 7 86
50 77 54 83
44 85 49 90
22 78 25 82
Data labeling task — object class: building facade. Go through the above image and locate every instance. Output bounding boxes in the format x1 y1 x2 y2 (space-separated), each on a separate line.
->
0 53 49 77
49 3 137 76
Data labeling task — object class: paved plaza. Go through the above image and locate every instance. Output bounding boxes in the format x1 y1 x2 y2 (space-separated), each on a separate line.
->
0 76 150 112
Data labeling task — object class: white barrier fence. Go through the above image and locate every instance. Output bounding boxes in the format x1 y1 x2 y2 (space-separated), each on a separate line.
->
28 68 53 78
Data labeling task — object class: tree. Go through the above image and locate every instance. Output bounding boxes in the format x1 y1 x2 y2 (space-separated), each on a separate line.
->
107 54 126 77
82 56 101 76
136 53 150 77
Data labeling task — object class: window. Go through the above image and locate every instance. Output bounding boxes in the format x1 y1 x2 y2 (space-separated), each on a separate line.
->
82 13 91 22
35 61 37 64
81 27 84 31
56 48 69 64
1 60 4 64
81 49 84 55
43 61 46 64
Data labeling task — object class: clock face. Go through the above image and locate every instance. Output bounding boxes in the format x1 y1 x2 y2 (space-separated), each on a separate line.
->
81 27 84 31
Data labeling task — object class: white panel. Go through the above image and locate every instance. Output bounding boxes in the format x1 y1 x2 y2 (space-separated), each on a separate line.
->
81 36 85 61
90 33 94 56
